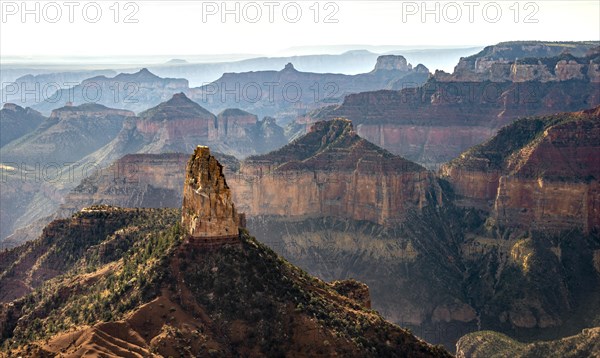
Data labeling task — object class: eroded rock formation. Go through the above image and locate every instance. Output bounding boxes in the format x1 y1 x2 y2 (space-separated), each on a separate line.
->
288 43 600 168
181 146 243 240
131 93 286 159
373 55 411 72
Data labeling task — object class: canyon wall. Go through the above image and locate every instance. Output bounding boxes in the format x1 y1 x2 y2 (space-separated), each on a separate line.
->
442 107 600 234
436 42 600 82
301 80 599 168
230 119 441 225
292 45 600 168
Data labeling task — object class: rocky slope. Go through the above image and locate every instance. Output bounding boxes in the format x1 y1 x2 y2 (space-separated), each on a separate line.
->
0 103 45 148
188 55 429 123
441 106 600 235
0 148 451 357
456 327 600 358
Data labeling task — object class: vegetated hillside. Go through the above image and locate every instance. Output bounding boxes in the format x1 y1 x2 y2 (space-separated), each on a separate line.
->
0 206 450 357
456 327 600 358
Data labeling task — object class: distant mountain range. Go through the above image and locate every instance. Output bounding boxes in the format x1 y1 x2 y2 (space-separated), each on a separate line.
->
188 56 430 123
0 46 480 86
24 55 430 124
0 70 117 107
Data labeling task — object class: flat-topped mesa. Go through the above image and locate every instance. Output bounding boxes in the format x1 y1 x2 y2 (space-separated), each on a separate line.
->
182 146 244 244
373 55 410 72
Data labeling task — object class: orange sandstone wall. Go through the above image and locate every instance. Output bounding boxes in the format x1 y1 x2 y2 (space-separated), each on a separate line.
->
230 165 439 226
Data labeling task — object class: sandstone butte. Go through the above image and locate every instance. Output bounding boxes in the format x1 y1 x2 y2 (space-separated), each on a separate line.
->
181 146 245 245
229 118 443 226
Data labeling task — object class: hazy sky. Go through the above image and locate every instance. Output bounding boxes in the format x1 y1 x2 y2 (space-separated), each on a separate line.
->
1 0 598 58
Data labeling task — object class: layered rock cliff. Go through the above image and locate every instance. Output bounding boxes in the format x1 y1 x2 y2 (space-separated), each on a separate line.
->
212 109 288 154
373 55 412 71
436 41 599 82
230 119 441 225
213 108 258 140
287 43 600 168
297 78 599 168
58 153 189 215
106 93 286 160
441 106 600 234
